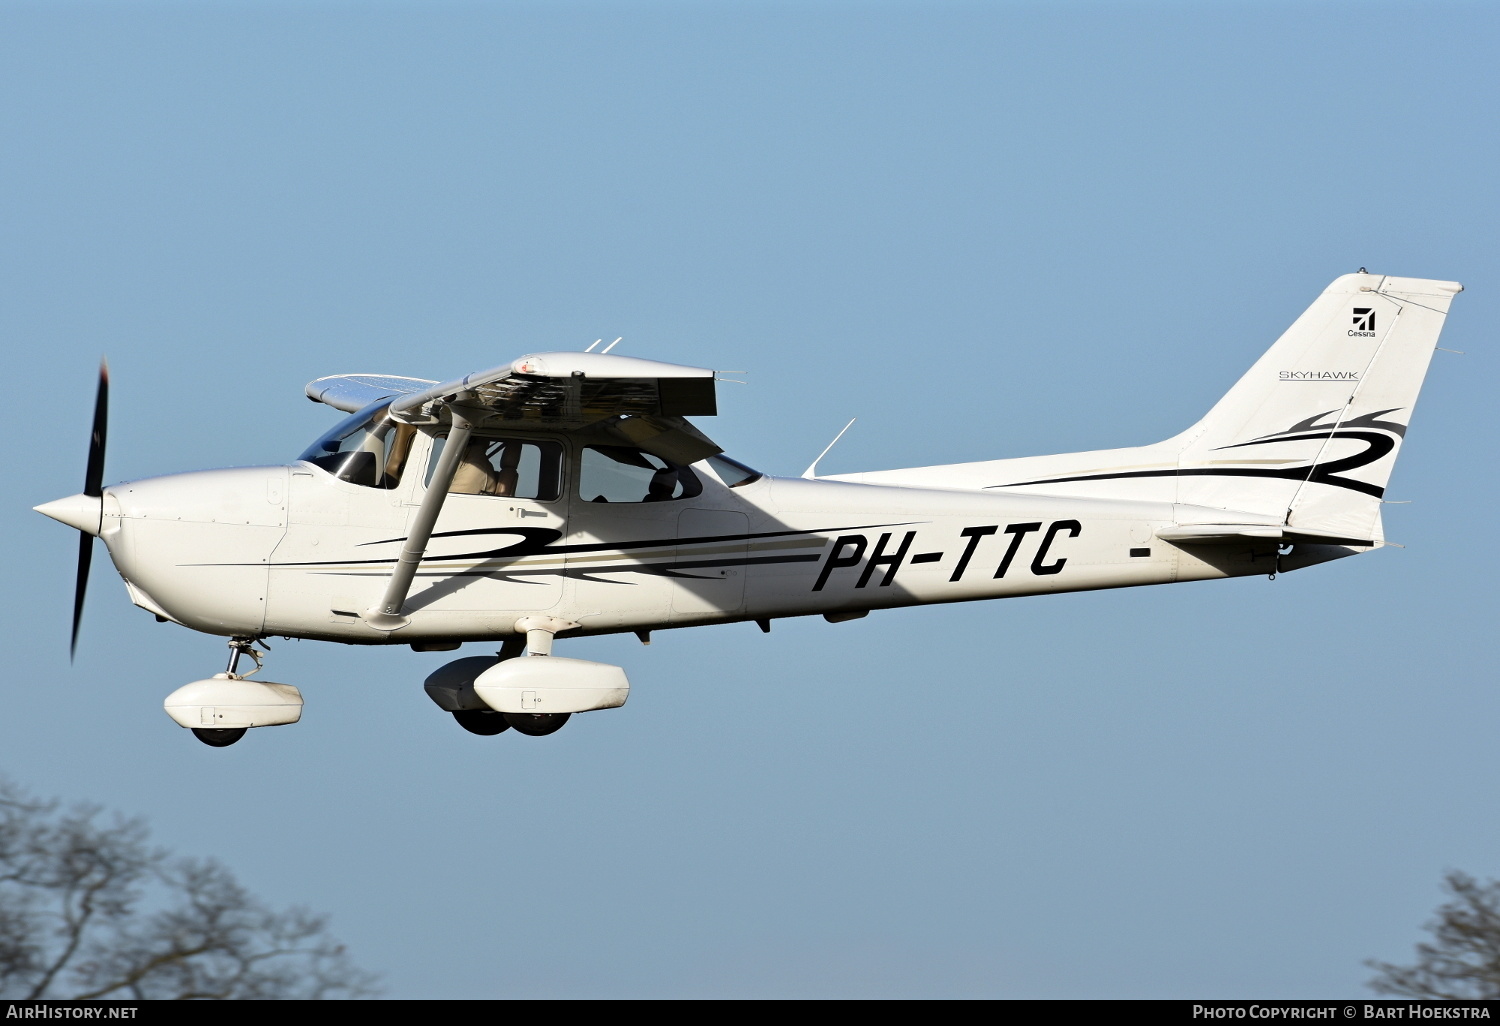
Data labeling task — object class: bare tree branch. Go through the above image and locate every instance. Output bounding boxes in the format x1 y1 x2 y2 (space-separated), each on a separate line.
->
1367 870 1500 1000
0 778 377 999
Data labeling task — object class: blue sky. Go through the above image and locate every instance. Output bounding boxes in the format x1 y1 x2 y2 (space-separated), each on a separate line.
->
2 0 1497 998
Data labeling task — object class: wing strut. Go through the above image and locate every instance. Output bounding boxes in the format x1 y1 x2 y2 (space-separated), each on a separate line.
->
362 409 475 631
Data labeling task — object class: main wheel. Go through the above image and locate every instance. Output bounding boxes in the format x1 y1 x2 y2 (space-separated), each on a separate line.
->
192 727 246 747
503 712 571 736
453 710 510 736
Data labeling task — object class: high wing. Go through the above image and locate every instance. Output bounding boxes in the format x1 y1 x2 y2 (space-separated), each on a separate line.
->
307 352 723 464
305 374 439 413
386 351 717 426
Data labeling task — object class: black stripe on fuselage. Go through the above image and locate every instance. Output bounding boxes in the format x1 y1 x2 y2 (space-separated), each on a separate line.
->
313 552 824 581
266 522 917 569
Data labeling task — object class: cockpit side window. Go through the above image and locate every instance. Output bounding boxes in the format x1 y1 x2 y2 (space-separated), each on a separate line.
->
425 435 563 501
298 403 415 489
578 446 703 503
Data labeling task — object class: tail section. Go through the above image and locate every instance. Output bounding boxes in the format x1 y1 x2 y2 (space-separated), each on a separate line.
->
1169 272 1462 538
833 272 1463 540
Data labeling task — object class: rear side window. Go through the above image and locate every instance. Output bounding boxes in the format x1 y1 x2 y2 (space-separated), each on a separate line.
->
579 446 702 503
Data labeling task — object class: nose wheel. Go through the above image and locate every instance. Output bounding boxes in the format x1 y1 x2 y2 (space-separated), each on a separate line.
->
192 727 247 747
191 639 263 748
174 638 297 748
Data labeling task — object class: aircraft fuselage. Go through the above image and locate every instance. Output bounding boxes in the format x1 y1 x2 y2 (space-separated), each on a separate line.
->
99 453 1302 645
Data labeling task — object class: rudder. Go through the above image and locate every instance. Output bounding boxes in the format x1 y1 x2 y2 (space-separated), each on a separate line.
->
1171 272 1462 540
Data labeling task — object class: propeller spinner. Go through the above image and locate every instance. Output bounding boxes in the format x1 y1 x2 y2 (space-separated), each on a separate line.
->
33 360 108 659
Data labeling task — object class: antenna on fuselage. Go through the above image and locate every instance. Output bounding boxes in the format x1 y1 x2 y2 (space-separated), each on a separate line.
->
601 337 623 354
584 339 603 352
801 418 856 480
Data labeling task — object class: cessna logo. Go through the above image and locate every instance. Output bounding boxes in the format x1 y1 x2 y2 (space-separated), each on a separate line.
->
1350 307 1376 337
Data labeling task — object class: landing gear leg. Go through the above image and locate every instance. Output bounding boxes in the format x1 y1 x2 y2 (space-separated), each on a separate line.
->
187 637 271 748
224 636 268 678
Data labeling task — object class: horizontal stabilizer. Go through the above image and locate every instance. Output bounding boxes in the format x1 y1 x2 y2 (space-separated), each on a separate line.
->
1156 525 1376 547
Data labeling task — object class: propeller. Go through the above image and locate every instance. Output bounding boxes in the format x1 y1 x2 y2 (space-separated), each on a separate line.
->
71 359 108 660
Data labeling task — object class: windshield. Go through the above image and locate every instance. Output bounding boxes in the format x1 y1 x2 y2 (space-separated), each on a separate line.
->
297 402 416 489
704 454 763 488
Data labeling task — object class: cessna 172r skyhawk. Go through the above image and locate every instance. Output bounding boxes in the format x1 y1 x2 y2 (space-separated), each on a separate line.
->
35 272 1462 747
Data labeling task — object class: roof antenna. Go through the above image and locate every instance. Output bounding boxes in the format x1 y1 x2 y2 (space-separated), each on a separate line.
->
1358 267 1368 274
584 339 602 353
802 418 856 480
601 337 623 354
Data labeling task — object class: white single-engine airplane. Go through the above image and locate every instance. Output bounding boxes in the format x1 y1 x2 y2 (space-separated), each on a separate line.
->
36 272 1462 747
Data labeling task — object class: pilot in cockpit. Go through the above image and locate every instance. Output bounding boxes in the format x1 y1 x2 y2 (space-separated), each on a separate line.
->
450 439 523 497
642 466 679 502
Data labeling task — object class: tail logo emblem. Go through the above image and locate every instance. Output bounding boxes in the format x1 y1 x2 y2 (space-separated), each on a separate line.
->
1350 307 1376 336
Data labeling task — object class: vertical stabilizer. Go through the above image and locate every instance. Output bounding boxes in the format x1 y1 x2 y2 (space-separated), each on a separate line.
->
1170 272 1461 540
829 272 1463 545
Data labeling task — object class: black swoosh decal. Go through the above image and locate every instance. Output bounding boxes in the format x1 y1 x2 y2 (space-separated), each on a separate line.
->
1268 408 1407 440
988 410 1406 499
266 523 918 570
311 552 823 581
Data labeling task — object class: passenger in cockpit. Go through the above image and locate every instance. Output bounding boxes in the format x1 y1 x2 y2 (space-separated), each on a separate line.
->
493 442 522 497
450 439 502 495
